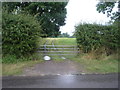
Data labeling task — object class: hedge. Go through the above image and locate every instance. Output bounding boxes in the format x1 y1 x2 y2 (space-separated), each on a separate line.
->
75 23 119 55
2 12 42 58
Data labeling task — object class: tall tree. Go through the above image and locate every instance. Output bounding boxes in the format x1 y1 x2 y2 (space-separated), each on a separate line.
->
3 2 68 37
96 1 120 22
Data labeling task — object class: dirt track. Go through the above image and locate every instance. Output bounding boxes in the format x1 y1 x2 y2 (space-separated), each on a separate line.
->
22 59 85 76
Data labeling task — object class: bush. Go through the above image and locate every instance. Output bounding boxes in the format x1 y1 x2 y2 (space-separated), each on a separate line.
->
2 12 42 58
2 54 18 63
2 53 42 64
75 23 119 55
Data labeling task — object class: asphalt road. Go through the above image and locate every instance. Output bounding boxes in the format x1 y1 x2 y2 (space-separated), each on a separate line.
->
2 73 119 88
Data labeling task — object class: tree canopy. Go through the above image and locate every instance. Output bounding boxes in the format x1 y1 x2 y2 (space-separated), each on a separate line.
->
3 2 68 37
96 1 120 22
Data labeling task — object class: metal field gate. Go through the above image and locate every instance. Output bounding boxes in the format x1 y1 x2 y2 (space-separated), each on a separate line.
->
37 43 79 56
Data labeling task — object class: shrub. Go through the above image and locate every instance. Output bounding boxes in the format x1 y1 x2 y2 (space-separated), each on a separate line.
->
2 12 42 58
2 54 18 63
75 23 119 55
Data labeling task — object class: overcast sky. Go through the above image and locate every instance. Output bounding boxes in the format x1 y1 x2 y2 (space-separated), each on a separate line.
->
60 0 111 36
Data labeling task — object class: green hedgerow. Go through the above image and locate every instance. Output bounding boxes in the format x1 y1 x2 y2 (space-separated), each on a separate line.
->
75 23 119 54
2 11 42 58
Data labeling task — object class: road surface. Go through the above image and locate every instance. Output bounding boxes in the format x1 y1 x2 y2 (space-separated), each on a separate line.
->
2 73 118 88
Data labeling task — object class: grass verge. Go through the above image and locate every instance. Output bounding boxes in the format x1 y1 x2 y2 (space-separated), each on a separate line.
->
68 54 119 74
2 60 43 76
2 52 44 76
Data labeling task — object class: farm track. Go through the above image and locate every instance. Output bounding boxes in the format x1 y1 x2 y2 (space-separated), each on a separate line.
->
21 40 84 76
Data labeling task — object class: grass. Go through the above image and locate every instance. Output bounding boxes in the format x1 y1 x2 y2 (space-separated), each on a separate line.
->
68 54 119 74
50 55 65 62
2 52 44 76
2 60 43 76
47 38 77 45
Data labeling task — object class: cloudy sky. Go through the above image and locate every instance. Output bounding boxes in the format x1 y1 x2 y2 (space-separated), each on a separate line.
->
60 0 111 36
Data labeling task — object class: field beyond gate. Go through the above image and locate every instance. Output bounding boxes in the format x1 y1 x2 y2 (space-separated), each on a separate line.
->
37 38 79 56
